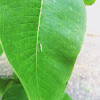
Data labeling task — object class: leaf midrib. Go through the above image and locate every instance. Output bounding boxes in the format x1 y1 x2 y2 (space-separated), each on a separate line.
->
36 0 44 100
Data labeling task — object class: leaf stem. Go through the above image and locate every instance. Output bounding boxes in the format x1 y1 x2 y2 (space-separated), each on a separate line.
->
36 0 44 99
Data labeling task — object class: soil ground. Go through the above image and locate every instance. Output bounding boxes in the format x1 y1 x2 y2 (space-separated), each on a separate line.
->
0 35 100 100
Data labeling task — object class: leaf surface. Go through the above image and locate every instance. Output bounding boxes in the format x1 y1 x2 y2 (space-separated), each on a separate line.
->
0 0 86 100
61 93 72 100
2 85 71 100
83 0 95 5
0 78 13 96
0 44 3 56
0 74 21 97
2 85 28 100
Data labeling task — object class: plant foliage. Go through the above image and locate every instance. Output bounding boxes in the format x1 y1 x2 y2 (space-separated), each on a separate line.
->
2 84 71 100
0 44 3 57
83 0 96 5
0 0 86 99
0 78 13 96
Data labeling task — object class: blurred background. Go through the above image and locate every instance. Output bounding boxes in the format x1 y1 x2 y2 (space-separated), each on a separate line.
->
0 0 100 100
86 0 100 35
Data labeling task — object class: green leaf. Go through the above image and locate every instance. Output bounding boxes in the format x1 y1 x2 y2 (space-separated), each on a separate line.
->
61 93 72 100
2 85 71 100
2 85 28 100
12 73 21 85
83 0 96 5
0 44 3 57
0 74 21 96
0 0 86 100
0 78 14 96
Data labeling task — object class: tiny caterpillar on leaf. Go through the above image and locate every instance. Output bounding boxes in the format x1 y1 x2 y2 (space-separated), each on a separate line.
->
40 44 42 53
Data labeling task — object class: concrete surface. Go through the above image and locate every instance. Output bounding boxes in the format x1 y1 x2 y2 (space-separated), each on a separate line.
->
0 35 100 100
86 0 100 35
66 35 100 100
0 54 13 78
